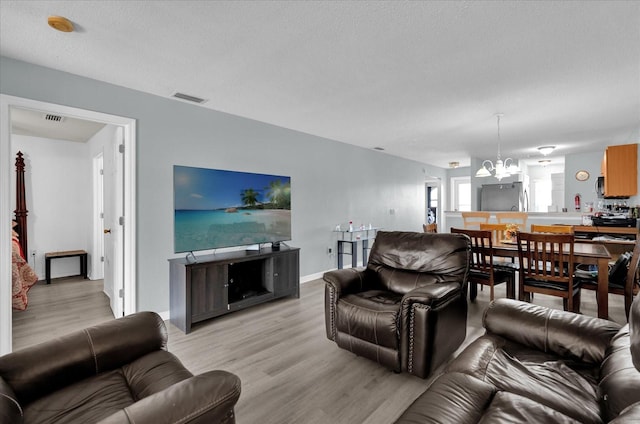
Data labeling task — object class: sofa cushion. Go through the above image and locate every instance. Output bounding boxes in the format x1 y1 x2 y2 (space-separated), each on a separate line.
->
23 350 192 424
482 298 621 365
24 369 133 424
600 325 640 421
394 372 495 424
367 231 470 293
446 334 601 424
336 291 402 349
394 372 582 424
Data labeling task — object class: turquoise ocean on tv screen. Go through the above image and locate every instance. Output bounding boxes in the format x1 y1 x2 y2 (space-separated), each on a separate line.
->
174 209 291 252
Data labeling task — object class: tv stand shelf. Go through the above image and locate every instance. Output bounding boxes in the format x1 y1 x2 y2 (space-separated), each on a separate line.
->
169 246 300 333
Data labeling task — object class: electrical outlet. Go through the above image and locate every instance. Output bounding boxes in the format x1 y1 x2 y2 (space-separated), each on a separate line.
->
31 250 36 256
327 246 333 254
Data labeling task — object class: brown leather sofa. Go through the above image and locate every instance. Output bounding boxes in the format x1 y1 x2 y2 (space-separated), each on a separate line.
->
395 297 640 423
0 312 241 424
324 231 471 378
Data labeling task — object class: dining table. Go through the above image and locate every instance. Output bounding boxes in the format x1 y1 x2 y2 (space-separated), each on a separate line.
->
492 240 612 319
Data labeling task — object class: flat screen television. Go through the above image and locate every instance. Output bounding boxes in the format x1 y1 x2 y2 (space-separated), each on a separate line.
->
174 165 291 253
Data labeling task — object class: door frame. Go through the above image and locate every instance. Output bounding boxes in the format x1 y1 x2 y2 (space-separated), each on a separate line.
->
0 94 137 354
92 152 105 281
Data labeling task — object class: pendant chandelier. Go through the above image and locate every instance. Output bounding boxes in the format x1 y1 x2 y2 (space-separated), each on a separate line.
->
475 114 520 181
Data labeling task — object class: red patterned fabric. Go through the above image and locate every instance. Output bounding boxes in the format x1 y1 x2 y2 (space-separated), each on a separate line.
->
12 229 38 311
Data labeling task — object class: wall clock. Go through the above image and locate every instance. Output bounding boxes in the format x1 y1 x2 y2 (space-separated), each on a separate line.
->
575 170 590 181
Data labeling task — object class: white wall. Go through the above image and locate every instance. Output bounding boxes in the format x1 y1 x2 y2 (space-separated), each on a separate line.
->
11 135 92 279
564 150 607 210
1 56 443 314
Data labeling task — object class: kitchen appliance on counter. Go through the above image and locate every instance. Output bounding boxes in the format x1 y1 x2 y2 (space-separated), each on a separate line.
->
480 182 528 212
591 214 638 228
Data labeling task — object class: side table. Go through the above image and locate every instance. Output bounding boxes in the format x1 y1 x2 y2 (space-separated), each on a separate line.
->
45 250 88 284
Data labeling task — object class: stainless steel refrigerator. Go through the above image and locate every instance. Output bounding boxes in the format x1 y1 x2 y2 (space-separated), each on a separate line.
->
480 182 528 211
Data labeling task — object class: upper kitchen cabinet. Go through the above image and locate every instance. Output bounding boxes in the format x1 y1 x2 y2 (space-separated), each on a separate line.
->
601 143 638 197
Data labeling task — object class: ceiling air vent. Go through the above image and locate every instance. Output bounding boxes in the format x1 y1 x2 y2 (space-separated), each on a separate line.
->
171 92 207 104
44 113 65 122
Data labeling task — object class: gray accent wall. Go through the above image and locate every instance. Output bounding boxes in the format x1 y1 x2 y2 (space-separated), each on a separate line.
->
1 56 445 313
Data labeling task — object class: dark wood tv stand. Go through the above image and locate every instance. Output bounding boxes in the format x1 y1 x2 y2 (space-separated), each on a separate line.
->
168 246 300 333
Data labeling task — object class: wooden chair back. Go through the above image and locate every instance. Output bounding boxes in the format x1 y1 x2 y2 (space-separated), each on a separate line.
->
461 211 490 229
423 223 437 233
516 231 577 311
578 238 639 321
451 228 494 275
530 224 574 234
479 223 508 245
496 212 528 229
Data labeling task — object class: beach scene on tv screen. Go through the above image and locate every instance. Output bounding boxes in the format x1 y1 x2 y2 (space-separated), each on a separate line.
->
174 165 291 252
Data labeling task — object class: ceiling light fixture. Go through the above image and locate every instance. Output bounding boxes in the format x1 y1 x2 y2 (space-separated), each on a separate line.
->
449 161 459 168
537 145 556 156
475 114 520 181
48 16 74 33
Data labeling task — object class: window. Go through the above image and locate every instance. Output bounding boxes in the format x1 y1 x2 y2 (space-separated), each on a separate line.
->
533 179 552 212
451 177 471 211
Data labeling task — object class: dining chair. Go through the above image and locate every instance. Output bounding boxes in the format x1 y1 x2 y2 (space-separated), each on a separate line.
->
479 223 519 269
576 239 640 321
479 223 508 245
461 211 490 229
496 212 528 230
530 224 574 234
451 227 515 301
516 231 580 313
423 223 437 233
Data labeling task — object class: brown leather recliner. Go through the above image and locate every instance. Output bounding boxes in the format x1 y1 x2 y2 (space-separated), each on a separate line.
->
324 231 471 378
0 312 241 424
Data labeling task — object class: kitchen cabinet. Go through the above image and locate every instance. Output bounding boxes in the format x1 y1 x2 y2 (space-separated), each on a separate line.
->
601 144 638 197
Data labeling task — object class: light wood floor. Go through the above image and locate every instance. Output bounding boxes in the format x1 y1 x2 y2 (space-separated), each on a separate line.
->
12 277 628 423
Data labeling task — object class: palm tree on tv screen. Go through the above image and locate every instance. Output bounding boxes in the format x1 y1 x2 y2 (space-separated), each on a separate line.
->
241 188 259 208
266 180 291 209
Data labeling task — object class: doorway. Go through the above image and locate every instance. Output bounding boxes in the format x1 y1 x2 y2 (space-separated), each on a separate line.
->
0 94 137 354
425 177 442 230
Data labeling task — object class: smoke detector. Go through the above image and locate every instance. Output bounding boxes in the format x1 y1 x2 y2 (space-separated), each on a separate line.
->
48 16 74 33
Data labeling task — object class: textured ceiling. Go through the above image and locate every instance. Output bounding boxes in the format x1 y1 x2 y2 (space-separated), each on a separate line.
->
1 1 638 168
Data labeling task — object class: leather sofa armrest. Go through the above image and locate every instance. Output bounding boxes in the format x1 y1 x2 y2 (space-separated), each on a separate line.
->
323 268 367 298
483 299 622 364
96 370 241 424
399 282 465 377
324 268 368 341
402 282 461 306
0 312 167 405
0 377 22 424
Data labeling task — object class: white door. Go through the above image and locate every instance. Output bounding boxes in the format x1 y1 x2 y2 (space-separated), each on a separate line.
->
92 153 105 280
103 127 124 317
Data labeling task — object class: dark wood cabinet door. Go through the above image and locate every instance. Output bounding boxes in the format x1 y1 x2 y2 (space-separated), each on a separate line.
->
273 250 300 297
189 263 228 320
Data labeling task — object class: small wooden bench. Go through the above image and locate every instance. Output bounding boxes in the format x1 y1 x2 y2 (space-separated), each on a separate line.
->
45 250 88 284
